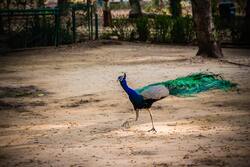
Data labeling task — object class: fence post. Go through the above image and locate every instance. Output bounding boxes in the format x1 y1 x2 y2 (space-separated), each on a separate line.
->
72 8 76 43
90 5 93 40
55 8 60 47
87 3 91 40
95 13 98 40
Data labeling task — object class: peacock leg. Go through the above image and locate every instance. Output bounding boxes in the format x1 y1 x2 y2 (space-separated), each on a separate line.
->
135 109 139 121
122 109 139 128
147 109 157 132
122 120 130 128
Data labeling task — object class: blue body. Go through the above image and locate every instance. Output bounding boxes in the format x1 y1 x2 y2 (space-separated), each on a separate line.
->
120 79 155 110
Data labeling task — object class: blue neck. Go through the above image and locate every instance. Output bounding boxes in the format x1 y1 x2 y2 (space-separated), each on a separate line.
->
120 79 145 109
120 79 139 97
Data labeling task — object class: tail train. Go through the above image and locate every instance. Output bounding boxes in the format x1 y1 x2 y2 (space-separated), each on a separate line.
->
136 73 237 96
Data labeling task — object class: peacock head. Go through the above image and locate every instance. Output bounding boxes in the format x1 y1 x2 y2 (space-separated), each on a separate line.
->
117 73 126 82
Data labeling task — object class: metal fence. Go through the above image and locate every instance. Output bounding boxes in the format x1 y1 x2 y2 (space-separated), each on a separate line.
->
0 3 98 50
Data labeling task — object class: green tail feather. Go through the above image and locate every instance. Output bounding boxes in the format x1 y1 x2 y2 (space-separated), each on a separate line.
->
136 73 237 96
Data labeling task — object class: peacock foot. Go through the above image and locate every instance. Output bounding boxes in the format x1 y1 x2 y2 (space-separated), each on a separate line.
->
121 121 130 128
148 127 157 133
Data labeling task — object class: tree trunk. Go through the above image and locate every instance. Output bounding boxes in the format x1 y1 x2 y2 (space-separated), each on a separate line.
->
243 0 250 44
129 0 142 18
103 0 112 27
170 0 182 17
246 0 250 17
191 0 223 58
58 0 71 38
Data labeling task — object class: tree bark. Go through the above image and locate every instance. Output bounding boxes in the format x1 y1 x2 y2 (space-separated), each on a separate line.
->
191 0 223 58
57 0 71 37
246 0 250 17
243 0 250 44
103 0 112 27
129 0 142 18
170 0 182 17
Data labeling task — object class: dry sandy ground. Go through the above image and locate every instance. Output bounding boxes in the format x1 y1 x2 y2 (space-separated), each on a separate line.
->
0 41 249 167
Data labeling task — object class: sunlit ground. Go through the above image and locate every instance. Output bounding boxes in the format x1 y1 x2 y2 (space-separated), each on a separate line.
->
0 41 249 166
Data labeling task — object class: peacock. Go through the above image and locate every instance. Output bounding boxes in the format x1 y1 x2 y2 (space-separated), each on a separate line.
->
117 72 236 132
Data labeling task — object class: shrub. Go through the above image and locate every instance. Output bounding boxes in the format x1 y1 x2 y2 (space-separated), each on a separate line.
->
154 15 173 42
101 15 195 44
109 18 135 40
171 16 194 43
135 17 149 41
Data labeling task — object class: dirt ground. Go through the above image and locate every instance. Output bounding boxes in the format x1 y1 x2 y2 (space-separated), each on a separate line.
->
0 41 249 167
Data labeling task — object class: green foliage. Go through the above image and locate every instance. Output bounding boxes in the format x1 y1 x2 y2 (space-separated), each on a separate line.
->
107 17 135 40
6 17 57 48
136 73 237 96
135 17 149 41
103 15 248 45
154 15 173 42
60 28 73 44
143 1 170 15
5 16 73 48
213 16 246 44
102 15 195 43
110 2 130 10
171 16 194 43
171 17 186 43
144 2 156 13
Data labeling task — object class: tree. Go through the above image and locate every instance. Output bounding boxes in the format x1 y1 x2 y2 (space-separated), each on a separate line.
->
246 0 250 17
242 0 250 44
58 0 71 36
128 0 142 18
170 0 182 17
103 0 112 27
191 0 223 58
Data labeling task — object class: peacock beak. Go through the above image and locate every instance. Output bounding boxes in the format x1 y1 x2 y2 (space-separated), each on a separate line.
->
117 76 121 82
